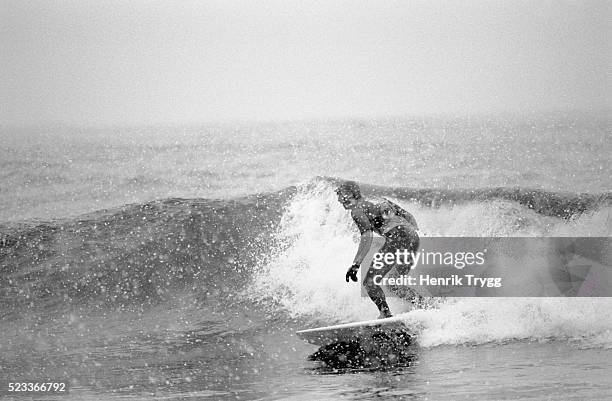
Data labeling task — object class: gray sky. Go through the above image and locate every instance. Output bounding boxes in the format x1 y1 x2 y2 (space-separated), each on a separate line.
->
2 0 610 126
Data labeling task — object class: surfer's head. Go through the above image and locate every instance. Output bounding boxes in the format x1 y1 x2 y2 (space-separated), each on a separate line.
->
335 181 361 209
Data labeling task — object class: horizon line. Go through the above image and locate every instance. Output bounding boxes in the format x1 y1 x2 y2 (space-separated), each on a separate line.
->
2 108 610 131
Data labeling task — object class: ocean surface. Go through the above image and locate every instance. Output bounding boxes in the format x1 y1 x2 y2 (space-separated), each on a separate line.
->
1 114 611 400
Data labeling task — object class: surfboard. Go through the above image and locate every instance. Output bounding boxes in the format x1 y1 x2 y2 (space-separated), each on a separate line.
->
296 316 415 346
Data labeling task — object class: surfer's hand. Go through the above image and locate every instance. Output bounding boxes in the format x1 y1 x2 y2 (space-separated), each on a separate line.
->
345 264 360 282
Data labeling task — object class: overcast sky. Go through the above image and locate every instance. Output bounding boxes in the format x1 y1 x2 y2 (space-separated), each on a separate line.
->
2 0 610 126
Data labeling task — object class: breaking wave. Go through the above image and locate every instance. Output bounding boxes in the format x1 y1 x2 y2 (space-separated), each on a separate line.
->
1 176 611 348
248 178 612 348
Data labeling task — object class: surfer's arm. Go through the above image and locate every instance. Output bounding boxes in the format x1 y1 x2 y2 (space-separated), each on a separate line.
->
351 208 374 266
353 230 374 266
402 211 419 231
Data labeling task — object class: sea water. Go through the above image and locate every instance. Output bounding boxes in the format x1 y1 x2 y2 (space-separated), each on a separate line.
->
1 114 611 400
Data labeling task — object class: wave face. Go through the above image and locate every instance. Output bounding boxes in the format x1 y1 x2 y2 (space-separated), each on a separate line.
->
0 192 289 314
2 177 611 347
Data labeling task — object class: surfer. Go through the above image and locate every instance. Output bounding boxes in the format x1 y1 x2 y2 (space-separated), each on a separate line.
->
336 181 420 318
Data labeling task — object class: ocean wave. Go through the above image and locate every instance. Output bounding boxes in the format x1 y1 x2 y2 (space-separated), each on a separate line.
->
0 193 288 314
1 177 610 322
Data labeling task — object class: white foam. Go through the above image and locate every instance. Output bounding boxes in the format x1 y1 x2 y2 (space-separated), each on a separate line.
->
250 180 380 322
396 298 612 348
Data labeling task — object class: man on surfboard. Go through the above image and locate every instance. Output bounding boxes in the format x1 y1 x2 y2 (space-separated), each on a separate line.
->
336 181 420 318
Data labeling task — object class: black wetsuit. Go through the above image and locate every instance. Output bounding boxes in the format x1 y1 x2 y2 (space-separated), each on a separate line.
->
351 200 420 313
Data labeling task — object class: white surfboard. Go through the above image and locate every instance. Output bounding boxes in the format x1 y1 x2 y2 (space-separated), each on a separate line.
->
296 316 416 346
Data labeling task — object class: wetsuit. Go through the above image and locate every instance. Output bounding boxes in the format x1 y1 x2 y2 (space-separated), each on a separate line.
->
350 200 420 314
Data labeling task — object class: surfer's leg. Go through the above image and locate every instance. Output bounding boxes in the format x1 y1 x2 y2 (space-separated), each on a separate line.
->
360 228 418 318
375 226 422 308
394 228 419 275
363 260 395 318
